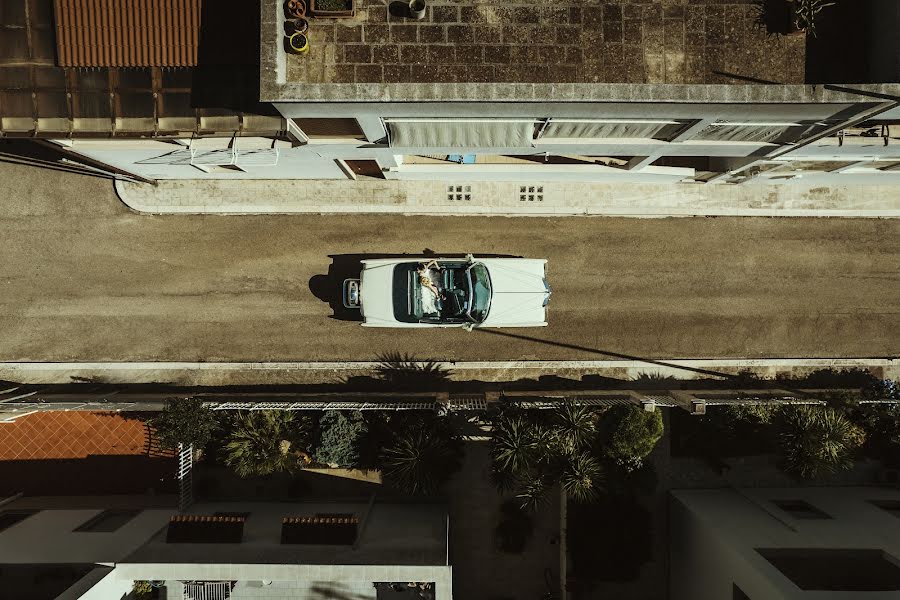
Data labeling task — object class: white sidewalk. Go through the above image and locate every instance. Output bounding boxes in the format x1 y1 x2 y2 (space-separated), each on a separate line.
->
2 358 896 385
116 178 900 218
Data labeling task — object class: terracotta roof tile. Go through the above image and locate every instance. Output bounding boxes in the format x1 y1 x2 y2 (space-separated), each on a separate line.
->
54 0 201 67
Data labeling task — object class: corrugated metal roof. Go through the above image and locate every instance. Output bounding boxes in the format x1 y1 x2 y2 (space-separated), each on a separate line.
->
54 0 201 67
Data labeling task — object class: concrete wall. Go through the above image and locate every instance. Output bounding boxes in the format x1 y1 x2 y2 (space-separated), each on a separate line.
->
670 488 900 600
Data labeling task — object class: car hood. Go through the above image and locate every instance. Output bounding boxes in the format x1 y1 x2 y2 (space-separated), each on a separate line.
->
359 262 399 325
480 259 549 327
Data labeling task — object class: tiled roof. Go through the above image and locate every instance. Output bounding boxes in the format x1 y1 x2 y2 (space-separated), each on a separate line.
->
54 0 201 67
0 411 164 460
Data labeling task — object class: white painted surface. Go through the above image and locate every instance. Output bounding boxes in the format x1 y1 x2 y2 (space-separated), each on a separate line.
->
670 488 900 600
0 508 171 564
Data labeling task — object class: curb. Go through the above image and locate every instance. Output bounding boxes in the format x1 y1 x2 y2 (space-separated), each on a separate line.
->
2 358 897 385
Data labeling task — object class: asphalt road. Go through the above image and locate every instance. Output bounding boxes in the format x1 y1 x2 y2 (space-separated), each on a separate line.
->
1 160 898 362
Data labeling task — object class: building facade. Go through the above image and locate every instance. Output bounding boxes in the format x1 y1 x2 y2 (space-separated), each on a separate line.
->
0 495 451 600
670 487 900 600
1 0 899 185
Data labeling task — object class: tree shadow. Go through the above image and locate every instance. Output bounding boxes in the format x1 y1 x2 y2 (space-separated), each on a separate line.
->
804 0 873 84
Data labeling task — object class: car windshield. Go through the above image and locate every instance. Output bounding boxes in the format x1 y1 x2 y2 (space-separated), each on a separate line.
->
467 263 491 323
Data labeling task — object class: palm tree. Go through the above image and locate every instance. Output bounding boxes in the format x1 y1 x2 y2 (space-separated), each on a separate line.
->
515 473 551 513
780 406 865 480
489 413 548 478
224 411 313 478
551 401 597 456
381 423 462 495
561 452 604 503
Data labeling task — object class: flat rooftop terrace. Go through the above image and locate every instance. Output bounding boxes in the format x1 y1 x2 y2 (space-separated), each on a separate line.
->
279 0 805 87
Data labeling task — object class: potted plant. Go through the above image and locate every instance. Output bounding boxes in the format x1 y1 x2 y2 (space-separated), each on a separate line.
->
285 0 306 18
788 0 835 37
291 17 309 35
287 32 310 54
408 0 426 20
309 0 355 18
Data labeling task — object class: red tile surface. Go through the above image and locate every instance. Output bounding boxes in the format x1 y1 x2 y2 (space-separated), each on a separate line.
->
0 411 169 460
54 0 201 67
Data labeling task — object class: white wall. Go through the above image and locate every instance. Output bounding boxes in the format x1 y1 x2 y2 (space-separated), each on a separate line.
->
0 508 171 564
670 488 900 600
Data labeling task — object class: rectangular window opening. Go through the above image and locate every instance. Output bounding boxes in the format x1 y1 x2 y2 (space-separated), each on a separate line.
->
293 118 366 140
757 548 900 591
870 499 900 518
0 510 38 532
773 500 831 520
74 509 141 532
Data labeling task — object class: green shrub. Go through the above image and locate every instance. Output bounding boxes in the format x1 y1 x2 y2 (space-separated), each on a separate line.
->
779 406 865 479
131 581 153 600
150 397 218 451
381 417 462 495
315 410 368 468
224 411 313 478
598 404 664 472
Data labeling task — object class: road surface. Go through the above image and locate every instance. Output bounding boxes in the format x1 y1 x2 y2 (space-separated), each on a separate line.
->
0 160 898 362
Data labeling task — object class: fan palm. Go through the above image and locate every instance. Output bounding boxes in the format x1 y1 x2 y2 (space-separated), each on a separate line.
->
489 414 548 478
552 401 597 456
561 452 604 503
382 424 462 495
515 473 551 513
780 406 865 480
224 411 312 478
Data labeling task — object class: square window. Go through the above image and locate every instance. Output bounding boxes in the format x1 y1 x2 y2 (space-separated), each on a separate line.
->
757 548 900 591
773 500 831 519
74 509 141 532
0 510 38 532
520 186 526 193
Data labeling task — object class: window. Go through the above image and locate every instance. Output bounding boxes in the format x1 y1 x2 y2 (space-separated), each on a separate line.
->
0 510 38 532
773 500 831 520
870 499 900 518
757 548 900 591
74 509 141 532
293 118 365 140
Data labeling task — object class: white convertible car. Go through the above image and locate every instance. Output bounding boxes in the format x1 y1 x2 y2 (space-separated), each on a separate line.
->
343 255 551 328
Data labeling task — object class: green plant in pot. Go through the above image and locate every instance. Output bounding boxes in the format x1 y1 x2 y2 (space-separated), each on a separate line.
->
788 0 835 37
310 0 355 18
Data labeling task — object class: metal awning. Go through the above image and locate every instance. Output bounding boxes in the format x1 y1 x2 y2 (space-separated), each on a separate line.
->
540 119 684 140
386 119 536 148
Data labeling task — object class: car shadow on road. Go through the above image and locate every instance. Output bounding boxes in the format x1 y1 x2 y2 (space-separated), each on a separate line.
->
308 251 522 322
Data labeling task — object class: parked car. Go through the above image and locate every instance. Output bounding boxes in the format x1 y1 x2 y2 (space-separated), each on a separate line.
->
343 255 551 328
